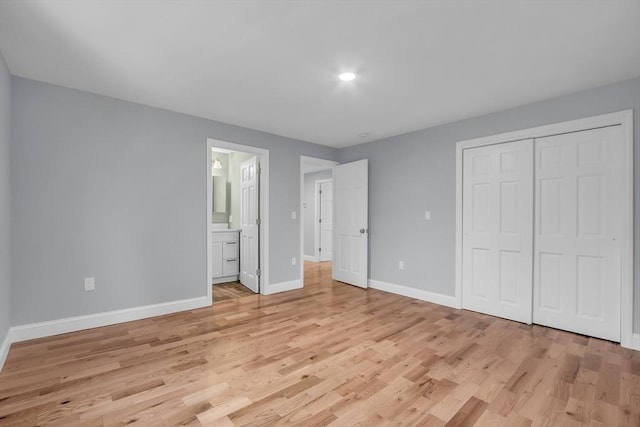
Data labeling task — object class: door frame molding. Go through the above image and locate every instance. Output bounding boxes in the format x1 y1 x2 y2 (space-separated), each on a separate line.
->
300 156 339 284
207 138 270 298
315 178 333 261
454 110 634 348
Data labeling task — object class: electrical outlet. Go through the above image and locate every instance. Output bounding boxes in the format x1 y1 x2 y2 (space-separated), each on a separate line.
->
292 257 297 266
424 211 431 220
84 277 95 291
399 261 405 270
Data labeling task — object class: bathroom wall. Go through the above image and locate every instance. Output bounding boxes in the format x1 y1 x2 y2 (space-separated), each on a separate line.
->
211 151 229 224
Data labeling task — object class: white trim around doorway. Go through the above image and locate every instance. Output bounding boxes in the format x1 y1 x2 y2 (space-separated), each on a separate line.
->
454 110 635 349
300 156 339 284
207 138 270 297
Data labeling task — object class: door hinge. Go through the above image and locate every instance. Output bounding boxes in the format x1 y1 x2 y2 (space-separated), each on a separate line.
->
319 190 322 195
319 247 321 252
256 218 261 226
256 268 261 277
319 218 322 223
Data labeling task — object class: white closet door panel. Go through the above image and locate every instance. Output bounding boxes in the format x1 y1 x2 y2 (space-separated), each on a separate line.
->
462 140 533 323
533 126 622 341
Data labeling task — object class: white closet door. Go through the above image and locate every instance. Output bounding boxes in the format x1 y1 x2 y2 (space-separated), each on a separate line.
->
533 126 623 341
462 140 533 323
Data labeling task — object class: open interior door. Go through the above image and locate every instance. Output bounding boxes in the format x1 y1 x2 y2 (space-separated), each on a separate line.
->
240 156 259 293
319 181 333 262
332 159 368 288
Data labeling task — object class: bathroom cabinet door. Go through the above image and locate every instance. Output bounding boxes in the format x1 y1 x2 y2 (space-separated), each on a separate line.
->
211 240 223 280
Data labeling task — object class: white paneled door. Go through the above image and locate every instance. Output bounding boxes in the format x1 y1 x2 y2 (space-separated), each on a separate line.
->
533 127 623 341
462 140 534 323
319 181 333 262
240 156 259 293
333 160 368 288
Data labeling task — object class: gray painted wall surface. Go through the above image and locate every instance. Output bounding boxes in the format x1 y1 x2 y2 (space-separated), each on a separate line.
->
0 52 10 344
339 77 640 332
303 170 332 257
10 77 337 325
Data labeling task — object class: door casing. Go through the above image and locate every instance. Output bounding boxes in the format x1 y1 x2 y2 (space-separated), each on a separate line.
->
207 139 269 298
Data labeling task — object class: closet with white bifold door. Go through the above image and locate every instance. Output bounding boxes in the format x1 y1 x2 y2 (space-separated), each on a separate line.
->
460 112 631 343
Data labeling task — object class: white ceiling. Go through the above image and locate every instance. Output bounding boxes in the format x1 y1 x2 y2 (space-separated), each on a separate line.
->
1 1 638 148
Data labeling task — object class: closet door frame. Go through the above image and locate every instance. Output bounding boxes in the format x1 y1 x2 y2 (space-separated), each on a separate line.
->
454 110 634 349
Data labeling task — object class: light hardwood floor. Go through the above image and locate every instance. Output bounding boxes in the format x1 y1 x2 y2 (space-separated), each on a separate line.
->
0 261 638 426
213 282 256 302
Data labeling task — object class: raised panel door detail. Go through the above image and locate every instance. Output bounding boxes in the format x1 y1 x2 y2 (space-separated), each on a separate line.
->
577 138 604 166
576 255 603 319
499 250 519 304
472 155 490 176
471 249 489 299
500 151 518 173
577 175 604 237
462 140 533 323
533 126 622 341
539 145 562 169
539 178 562 236
538 252 561 311
500 181 519 234
472 184 490 233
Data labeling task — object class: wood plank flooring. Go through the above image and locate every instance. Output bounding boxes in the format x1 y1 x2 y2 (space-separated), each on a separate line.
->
213 282 255 302
1 261 638 426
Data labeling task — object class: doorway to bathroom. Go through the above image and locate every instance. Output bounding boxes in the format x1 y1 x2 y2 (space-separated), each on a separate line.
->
207 139 269 302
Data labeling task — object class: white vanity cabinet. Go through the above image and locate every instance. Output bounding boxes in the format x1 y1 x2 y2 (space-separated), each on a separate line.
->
211 230 240 284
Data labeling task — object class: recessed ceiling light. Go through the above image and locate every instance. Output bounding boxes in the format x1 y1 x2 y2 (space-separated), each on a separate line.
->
339 72 356 81
358 132 370 138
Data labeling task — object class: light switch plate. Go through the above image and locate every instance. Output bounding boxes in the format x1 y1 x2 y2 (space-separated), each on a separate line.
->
84 277 95 291
291 211 297 219
424 211 431 220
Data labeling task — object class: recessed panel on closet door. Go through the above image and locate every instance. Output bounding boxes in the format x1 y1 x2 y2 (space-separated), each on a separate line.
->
533 126 623 341
462 139 534 323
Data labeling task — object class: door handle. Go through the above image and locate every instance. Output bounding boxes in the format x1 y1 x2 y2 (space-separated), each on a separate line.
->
360 228 368 234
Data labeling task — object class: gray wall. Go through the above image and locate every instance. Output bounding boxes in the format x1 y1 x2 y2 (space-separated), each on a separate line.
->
303 170 332 257
10 77 337 325
339 77 640 332
0 52 10 344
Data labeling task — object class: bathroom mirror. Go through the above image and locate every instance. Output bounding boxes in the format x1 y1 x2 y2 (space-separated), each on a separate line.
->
212 176 227 213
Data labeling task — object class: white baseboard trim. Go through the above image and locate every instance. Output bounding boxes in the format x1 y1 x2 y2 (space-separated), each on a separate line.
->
303 255 319 262
0 329 12 373
10 296 210 343
630 333 640 351
263 280 303 295
368 279 461 309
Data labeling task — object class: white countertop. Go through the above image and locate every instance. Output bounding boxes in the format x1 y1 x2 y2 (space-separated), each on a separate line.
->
210 228 240 233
